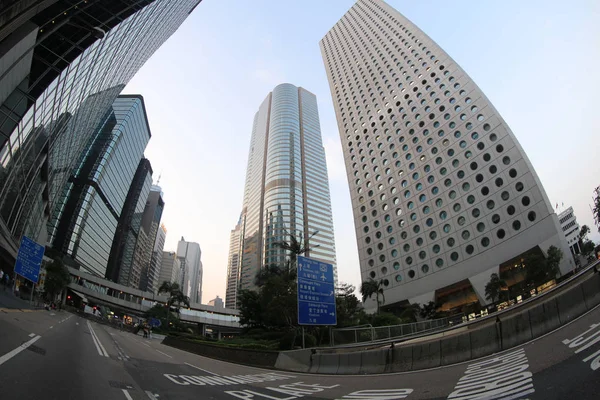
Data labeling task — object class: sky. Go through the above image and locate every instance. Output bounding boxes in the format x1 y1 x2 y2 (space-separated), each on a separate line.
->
124 0 600 304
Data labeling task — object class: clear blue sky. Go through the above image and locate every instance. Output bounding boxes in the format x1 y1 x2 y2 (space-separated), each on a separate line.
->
124 0 600 303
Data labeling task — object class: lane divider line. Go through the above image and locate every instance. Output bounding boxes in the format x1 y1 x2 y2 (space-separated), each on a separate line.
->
184 362 219 376
49 326 53 329
87 321 108 357
28 333 35 338
0 335 41 366
122 389 133 400
156 349 173 358
145 390 159 399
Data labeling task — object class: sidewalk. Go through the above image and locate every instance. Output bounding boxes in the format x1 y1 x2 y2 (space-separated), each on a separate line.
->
0 288 36 310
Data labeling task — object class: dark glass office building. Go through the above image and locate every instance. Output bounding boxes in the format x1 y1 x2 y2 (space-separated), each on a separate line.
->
49 95 152 277
0 0 201 270
137 186 165 292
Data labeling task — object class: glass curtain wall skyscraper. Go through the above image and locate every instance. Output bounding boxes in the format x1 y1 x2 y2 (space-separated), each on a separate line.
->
48 95 151 277
0 0 201 270
321 0 572 310
225 215 242 309
238 83 337 292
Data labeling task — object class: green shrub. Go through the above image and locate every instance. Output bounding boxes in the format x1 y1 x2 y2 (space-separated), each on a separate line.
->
372 312 401 327
279 331 297 350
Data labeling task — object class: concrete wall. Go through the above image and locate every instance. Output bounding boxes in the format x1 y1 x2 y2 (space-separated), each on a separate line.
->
275 272 600 374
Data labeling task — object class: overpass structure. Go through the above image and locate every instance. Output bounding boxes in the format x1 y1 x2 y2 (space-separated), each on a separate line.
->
66 267 240 333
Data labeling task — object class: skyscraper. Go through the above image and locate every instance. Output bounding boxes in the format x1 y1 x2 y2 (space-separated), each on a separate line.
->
146 223 168 293
0 0 201 270
137 186 165 292
48 95 151 277
177 238 202 304
158 250 180 288
225 215 243 309
321 0 572 310
238 83 337 292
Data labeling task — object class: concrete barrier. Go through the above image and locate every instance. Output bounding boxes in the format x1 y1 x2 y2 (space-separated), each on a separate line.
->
344 351 362 374
274 348 311 373
411 341 441 370
316 353 340 374
337 353 351 374
557 285 587 324
500 312 533 349
441 333 472 365
390 345 413 372
469 323 500 359
581 273 600 310
359 349 388 374
528 298 560 339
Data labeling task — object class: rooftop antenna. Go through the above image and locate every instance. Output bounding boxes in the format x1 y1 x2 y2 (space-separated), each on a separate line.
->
156 171 162 185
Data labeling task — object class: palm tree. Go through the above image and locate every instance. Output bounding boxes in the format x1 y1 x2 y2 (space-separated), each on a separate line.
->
274 228 320 271
158 281 190 330
360 278 385 314
485 273 507 303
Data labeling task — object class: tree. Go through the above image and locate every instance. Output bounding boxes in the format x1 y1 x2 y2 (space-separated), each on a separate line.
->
335 283 363 327
419 301 440 319
43 259 70 301
360 278 385 314
524 246 563 289
273 228 320 271
582 240 596 259
158 281 190 330
485 273 507 304
593 186 600 233
237 289 263 328
580 225 590 241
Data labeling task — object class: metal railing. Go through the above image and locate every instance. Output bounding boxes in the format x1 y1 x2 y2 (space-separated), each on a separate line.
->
332 314 465 346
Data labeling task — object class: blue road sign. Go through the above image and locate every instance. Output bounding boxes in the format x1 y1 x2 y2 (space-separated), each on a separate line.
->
297 255 336 325
149 317 162 328
14 236 45 284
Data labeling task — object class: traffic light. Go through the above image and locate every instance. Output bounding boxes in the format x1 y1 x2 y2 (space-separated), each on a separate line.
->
67 295 71 300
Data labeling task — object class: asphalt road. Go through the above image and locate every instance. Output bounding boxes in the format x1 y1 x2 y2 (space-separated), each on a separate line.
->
1 303 599 400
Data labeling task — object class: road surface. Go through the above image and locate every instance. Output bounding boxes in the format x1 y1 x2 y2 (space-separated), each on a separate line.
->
1 302 599 400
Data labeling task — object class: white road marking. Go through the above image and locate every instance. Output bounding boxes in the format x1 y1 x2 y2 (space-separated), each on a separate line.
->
562 322 600 371
0 335 41 366
142 342 151 347
447 348 534 400
122 389 134 400
185 362 220 376
337 389 414 399
156 349 173 358
165 372 297 386
49 326 53 329
76 323 79 326
50 313 55 316
28 333 35 338
225 382 340 399
87 321 109 357
145 390 159 399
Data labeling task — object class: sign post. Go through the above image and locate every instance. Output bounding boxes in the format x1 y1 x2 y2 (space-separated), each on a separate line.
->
14 236 45 302
297 255 337 334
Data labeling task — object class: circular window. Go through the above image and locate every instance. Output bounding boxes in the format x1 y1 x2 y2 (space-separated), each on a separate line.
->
416 237 424 246
457 170 465 179
443 224 451 233
389 237 396 245
496 144 504 153
421 265 429 273
513 220 521 231
395 274 402 282
419 194 427 202
401 231 408 240
453 203 462 212
522 196 531 206
449 190 457 199
481 186 490 196
447 237 455 247
477 142 485 150
483 123 491 131
435 198 443 207
483 153 491 162
444 179 452 187
466 245 474 254
472 208 481 218
419 250 427 260
433 244 440 253
450 252 459 261
462 182 470 191
413 225 421 233
467 195 475 204
462 230 470 240
440 210 447 220
489 133 498 142
408 270 415 278
436 258 444 267
381 266 388 274
481 237 490 247
528 211 536 222
379 255 386 262
406 256 413 265
396 208 402 216
489 165 497 174
476 174 483 183
501 191 510 201
423 206 431 214
497 229 506 239
458 216 466 226
495 178 503 187
477 222 485 232
393 261 400 270
470 162 478 171
487 200 495 210
426 218 433 227
492 214 500 224
507 205 516 215
516 182 524 192
509 169 517 178
370 271 376 278
364 226 369 233
503 156 511 165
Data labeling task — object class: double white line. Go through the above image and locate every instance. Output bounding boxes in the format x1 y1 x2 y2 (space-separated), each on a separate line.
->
87 320 108 357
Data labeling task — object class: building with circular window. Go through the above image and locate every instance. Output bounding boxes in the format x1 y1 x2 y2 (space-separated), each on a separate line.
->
320 0 572 312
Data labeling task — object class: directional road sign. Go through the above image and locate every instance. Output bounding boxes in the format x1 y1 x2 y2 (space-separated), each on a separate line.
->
14 236 45 284
297 255 336 325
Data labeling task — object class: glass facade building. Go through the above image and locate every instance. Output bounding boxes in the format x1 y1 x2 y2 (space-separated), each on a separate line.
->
177 238 202 304
225 214 242 309
321 0 572 310
0 0 201 270
137 186 165 293
49 95 151 277
238 83 337 292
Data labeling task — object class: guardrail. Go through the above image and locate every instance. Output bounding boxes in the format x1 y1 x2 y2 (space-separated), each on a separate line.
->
328 259 600 349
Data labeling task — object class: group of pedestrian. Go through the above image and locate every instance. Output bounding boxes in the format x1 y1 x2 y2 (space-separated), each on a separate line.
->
0 269 12 291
